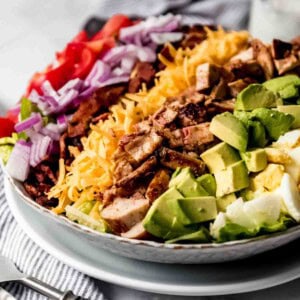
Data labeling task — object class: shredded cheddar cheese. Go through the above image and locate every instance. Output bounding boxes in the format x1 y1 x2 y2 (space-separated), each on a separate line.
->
49 28 249 214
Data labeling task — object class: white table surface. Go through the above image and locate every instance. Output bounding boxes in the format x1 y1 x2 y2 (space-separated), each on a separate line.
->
0 1 299 299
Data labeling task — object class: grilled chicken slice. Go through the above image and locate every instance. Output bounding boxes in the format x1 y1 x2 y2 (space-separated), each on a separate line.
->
252 39 275 80
196 63 220 91
121 221 148 239
101 198 150 234
116 156 157 188
182 123 215 147
159 147 205 176
122 130 163 163
145 169 170 203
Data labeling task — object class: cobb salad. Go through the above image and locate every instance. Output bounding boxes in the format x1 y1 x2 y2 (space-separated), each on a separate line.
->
1 13 300 244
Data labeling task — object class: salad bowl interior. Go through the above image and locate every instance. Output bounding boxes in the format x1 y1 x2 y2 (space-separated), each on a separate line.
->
7 173 300 264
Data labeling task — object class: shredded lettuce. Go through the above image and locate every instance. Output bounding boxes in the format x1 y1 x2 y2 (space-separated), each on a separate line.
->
217 215 295 242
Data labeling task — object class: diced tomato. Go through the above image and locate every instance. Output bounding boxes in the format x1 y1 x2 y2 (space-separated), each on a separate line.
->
71 30 88 43
6 110 19 124
92 14 133 40
45 59 75 90
0 117 15 138
26 14 132 95
86 37 115 53
70 47 97 79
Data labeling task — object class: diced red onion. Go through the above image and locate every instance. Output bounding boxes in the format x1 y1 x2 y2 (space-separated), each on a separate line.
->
6 140 31 181
58 78 83 95
30 134 52 167
119 23 144 44
41 95 59 110
121 57 136 72
15 113 43 133
56 89 79 112
40 126 60 141
57 114 68 126
150 32 183 44
85 61 111 86
112 67 128 77
41 81 59 101
76 86 95 101
96 75 130 88
102 45 136 66
136 47 156 62
120 14 182 46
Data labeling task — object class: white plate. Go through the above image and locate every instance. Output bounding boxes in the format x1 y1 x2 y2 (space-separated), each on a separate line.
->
5 177 300 296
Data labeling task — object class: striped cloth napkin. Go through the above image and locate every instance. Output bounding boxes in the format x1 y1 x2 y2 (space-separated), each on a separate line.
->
0 168 105 300
0 1 250 299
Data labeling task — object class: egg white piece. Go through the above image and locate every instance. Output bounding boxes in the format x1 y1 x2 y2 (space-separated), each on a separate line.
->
275 129 300 149
285 147 300 183
210 212 227 240
243 193 281 226
278 173 300 222
226 198 256 229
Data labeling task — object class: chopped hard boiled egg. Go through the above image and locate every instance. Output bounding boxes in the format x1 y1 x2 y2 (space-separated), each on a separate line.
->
243 193 281 226
210 193 282 241
226 198 256 229
265 147 291 164
210 212 227 240
274 129 300 149
284 148 300 184
250 163 285 192
277 173 300 222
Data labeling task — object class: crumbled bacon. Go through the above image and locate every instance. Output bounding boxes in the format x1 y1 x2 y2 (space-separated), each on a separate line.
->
128 62 156 93
68 85 125 137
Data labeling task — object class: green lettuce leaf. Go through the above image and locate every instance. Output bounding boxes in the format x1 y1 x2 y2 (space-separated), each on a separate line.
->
217 215 295 243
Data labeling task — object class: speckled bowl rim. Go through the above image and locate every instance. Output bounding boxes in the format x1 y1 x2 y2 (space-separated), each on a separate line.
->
6 172 300 250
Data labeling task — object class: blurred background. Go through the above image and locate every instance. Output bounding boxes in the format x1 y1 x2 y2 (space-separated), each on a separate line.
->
0 0 246 108
1 0 299 107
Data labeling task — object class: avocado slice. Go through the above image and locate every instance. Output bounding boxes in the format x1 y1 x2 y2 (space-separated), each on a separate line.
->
263 75 300 99
277 105 300 129
235 84 282 111
240 148 267 173
210 112 248 152
142 187 194 239
250 108 294 140
200 142 241 173
216 193 237 212
169 167 208 197
234 110 251 127
239 189 255 201
196 174 216 196
215 160 249 197
279 84 299 99
176 196 217 225
248 120 268 148
234 111 268 147
166 227 211 244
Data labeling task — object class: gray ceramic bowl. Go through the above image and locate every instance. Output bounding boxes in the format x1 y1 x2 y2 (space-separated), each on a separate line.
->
7 174 300 264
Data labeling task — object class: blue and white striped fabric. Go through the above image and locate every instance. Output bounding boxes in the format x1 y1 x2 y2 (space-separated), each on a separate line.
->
0 169 105 300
